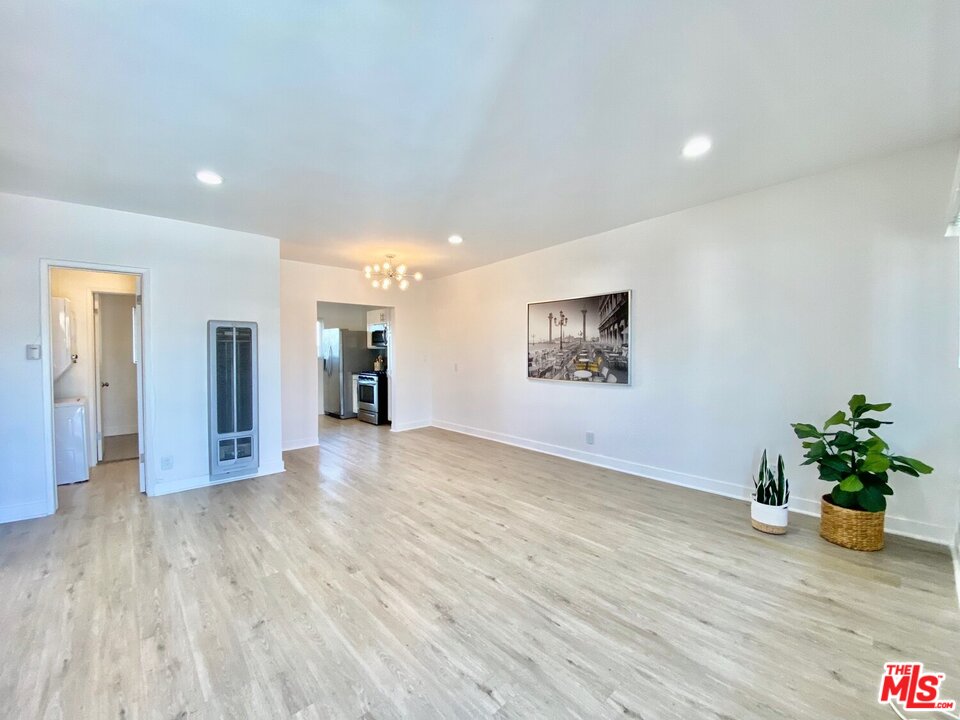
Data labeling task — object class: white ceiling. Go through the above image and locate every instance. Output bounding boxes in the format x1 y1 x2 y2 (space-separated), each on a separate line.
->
1 1 958 277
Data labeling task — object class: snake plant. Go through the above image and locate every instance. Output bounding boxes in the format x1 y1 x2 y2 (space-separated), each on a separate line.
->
755 450 789 506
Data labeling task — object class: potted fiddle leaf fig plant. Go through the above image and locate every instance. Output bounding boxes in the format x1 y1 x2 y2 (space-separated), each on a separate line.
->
752 450 789 534
792 394 932 551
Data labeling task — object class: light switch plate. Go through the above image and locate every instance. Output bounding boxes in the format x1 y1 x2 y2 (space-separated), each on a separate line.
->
26 344 41 360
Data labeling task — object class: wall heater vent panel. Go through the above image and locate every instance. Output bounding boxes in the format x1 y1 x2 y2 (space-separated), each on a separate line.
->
208 321 258 481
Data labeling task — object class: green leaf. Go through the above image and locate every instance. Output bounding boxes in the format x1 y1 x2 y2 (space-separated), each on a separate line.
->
819 465 845 482
831 487 857 507
838 475 864 493
803 440 827 459
879 484 894 495
897 456 933 475
890 463 920 477
820 455 851 472
860 454 891 473
858 485 887 512
832 431 859 451
848 394 866 413
823 410 847 429
792 423 821 439
866 430 889 451
853 418 892 430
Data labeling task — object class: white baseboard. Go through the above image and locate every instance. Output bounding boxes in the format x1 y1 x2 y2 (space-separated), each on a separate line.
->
0 498 51 524
391 419 432 433
148 461 286 497
282 437 319 451
432 420 749 500
431 419 953 547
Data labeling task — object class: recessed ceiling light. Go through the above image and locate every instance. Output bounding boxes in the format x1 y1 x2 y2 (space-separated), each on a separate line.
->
448 235 463 245
681 135 712 159
195 169 223 185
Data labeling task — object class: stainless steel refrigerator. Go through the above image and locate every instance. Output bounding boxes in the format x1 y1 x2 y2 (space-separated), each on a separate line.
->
321 329 372 418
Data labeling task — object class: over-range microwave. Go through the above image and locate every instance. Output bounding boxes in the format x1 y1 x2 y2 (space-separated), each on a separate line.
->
368 324 388 348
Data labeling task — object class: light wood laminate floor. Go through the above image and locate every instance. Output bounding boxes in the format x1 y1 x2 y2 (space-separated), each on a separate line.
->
102 433 139 463
1 417 956 719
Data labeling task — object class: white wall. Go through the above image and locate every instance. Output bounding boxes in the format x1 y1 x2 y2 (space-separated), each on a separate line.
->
50 268 138 462
0 192 285 522
281 260 432 450
954 507 960 603
98 292 138 437
429 141 960 544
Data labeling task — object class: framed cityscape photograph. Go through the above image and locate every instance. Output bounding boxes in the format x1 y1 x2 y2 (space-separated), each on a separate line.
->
527 291 630 384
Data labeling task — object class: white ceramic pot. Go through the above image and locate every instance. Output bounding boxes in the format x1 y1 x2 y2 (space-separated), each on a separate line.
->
751 499 788 534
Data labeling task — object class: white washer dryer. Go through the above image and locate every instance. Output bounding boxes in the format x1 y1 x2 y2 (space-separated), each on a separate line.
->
54 396 89 485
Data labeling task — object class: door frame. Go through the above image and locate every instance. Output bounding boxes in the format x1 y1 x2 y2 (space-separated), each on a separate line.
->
40 259 151 513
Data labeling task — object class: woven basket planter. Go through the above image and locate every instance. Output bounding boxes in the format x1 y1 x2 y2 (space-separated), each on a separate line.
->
819 494 885 551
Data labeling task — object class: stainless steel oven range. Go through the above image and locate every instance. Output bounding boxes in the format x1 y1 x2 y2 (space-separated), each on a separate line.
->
357 372 388 425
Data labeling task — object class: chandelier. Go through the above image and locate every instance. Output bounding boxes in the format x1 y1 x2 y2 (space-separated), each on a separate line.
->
363 254 423 290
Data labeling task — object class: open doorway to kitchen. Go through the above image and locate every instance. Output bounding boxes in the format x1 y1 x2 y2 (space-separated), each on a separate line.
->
43 263 146 511
317 301 394 435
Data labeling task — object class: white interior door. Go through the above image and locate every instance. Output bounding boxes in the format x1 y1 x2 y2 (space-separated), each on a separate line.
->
133 280 145 493
93 293 104 463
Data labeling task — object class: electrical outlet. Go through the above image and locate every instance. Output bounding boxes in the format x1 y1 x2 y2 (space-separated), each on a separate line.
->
160 456 174 471
585 432 595 445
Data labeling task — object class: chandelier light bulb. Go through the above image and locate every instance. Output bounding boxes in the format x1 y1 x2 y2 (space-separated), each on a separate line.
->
362 255 422 289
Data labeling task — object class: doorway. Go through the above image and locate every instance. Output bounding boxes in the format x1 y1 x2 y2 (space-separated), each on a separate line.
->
94 292 140 462
316 301 394 433
44 263 147 509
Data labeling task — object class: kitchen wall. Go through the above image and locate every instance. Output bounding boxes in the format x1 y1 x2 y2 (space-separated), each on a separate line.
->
50 268 137 463
428 140 960 544
0 192 285 522
280 259 432 450
316 301 378 331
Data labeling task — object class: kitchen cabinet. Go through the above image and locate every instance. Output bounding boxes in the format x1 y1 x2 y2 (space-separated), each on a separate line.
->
366 308 390 326
366 308 392 349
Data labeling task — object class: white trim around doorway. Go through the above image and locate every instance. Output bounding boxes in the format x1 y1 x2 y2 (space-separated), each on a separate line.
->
40 259 153 514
